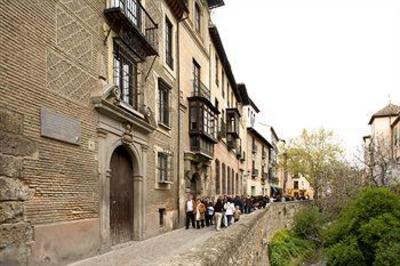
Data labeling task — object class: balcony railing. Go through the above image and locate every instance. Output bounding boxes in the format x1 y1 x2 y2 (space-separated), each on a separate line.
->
105 0 158 57
190 135 214 158
192 79 211 101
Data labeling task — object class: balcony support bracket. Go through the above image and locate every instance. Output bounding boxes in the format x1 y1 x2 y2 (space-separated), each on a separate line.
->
144 55 158 81
104 18 115 45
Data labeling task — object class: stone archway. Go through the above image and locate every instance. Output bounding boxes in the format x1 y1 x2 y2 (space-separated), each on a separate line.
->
110 145 134 245
97 133 146 250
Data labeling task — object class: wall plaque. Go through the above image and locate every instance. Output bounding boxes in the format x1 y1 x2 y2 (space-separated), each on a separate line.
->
40 107 81 145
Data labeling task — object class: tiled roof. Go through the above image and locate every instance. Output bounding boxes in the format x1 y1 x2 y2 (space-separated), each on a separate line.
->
369 104 400 124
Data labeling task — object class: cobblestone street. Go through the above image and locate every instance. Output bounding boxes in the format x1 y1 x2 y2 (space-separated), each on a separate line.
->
70 226 217 266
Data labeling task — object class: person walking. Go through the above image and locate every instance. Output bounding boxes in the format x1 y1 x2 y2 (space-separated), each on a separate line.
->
195 199 206 229
233 205 241 222
185 194 196 229
224 198 235 226
214 197 224 231
206 200 214 226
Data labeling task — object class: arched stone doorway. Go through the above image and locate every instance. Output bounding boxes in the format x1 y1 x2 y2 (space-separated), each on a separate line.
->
110 145 134 245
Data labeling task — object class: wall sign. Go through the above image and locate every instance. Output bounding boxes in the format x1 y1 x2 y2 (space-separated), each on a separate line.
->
40 107 81 145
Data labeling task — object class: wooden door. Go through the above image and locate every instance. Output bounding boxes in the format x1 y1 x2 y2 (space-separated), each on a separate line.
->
110 146 133 245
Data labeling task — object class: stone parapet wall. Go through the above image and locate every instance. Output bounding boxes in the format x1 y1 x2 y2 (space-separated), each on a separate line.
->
164 201 310 266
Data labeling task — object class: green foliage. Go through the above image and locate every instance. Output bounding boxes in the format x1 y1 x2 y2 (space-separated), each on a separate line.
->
270 205 324 266
269 229 315 266
293 205 323 242
325 237 366 266
374 241 400 266
324 187 400 266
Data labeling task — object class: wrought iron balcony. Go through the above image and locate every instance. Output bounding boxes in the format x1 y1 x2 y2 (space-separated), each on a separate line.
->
105 0 158 58
192 79 211 101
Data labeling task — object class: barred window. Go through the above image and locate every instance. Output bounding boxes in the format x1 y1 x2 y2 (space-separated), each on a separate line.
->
113 43 138 109
158 78 170 126
165 17 174 69
158 152 169 182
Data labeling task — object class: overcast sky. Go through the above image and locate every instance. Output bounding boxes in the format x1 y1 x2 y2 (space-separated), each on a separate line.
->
212 0 400 157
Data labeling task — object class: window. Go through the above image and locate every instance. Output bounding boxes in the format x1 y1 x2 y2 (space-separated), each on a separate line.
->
231 169 234 195
194 3 201 33
236 173 239 195
227 87 230 107
113 43 138 109
189 101 216 138
227 166 231 195
193 60 201 93
215 160 220 195
251 186 256 196
222 163 226 194
158 152 169 182
221 70 225 98
294 181 299 189
215 55 219 86
158 79 170 126
165 17 173 69
159 208 166 227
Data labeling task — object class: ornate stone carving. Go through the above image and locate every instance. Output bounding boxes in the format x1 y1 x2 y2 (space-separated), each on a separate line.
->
142 105 156 128
121 123 134 144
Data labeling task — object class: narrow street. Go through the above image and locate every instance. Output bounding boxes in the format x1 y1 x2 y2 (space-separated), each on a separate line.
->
70 210 263 266
70 223 217 266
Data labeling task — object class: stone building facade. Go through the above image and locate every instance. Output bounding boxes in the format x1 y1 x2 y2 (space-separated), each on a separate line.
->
1 0 185 265
1 0 283 265
363 103 400 185
245 128 273 196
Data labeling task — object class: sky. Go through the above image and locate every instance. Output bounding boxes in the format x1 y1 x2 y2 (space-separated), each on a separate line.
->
211 0 400 158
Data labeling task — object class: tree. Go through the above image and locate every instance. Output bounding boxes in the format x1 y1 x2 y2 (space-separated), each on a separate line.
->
359 137 400 187
283 128 344 201
324 187 400 266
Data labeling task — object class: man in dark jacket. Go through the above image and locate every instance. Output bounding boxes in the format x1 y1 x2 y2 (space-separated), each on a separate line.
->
214 197 224 231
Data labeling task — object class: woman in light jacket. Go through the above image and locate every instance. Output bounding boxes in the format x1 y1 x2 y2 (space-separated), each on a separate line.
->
224 198 235 226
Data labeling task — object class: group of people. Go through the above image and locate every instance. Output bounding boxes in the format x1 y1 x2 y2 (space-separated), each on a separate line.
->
185 194 272 231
